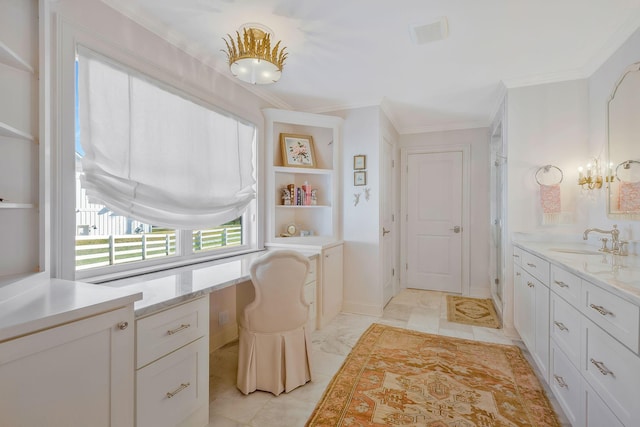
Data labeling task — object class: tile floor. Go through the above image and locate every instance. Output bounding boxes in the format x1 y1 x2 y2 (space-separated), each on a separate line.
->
207 289 570 426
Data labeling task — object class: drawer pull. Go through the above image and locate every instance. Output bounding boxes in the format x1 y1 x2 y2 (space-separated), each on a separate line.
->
553 374 568 388
589 304 613 316
516 272 521 277
554 280 568 288
553 321 568 332
166 382 190 398
526 262 536 268
167 324 191 335
513 254 520 258
590 358 614 376
527 282 535 288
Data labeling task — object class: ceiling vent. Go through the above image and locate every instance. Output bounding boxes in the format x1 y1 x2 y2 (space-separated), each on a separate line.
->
409 17 449 45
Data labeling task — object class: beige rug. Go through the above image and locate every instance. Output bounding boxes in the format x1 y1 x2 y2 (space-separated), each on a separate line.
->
447 295 501 328
306 323 560 426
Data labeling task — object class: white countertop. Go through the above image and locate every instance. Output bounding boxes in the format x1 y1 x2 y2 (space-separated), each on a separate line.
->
512 240 640 305
0 277 142 342
99 248 321 317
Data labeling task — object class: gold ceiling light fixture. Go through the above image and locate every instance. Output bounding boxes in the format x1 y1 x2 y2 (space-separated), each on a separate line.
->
221 23 288 85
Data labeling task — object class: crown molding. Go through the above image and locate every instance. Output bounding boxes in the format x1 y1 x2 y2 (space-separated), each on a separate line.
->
399 119 490 135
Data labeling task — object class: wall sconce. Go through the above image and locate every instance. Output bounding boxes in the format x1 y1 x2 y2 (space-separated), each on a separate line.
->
577 158 614 190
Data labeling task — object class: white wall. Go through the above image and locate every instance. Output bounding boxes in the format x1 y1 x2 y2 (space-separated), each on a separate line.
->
399 127 491 297
334 106 384 316
588 26 640 249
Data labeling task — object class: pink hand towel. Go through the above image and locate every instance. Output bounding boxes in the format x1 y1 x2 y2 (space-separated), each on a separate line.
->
540 184 561 214
619 181 640 212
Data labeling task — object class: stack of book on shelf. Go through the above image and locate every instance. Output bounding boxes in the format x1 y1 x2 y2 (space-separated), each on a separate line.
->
283 182 316 206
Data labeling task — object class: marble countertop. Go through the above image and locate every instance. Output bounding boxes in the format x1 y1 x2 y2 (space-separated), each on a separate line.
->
0 277 142 342
98 248 321 318
512 240 640 305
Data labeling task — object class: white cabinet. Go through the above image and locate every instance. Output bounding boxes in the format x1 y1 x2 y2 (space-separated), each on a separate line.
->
304 257 318 331
0 306 136 427
135 297 209 427
264 108 342 244
320 243 344 329
513 249 549 381
264 108 344 329
0 0 42 280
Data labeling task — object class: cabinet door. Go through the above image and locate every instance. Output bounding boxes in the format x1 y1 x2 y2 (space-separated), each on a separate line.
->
0 306 135 427
514 266 534 350
533 279 550 382
321 244 343 326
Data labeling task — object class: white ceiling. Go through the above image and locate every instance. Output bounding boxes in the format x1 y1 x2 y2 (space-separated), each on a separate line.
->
102 0 640 134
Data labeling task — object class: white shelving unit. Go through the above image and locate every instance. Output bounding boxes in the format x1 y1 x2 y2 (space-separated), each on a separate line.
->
0 0 41 281
264 108 343 245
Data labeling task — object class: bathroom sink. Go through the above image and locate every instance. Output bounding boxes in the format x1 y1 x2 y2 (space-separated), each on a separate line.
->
549 248 603 255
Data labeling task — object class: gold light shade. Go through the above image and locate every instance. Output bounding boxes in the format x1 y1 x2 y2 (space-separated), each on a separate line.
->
222 25 288 85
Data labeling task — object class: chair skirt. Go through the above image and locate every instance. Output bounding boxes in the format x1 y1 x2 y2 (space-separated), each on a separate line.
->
237 324 313 396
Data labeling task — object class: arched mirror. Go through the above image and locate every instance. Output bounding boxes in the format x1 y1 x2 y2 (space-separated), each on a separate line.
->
608 62 640 220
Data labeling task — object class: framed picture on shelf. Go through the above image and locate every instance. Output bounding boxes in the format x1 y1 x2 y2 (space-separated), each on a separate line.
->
280 133 316 168
354 171 366 186
353 154 366 170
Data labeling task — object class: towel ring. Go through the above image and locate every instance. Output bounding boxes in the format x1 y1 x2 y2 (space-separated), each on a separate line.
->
535 165 563 186
614 160 640 182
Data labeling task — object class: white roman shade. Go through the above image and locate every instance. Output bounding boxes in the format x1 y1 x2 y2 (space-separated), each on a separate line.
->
77 48 256 229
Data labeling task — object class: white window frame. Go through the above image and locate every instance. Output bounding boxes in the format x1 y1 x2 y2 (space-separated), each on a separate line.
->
54 27 264 282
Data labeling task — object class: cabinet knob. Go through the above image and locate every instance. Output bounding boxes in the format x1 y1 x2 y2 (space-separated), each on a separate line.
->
117 321 129 330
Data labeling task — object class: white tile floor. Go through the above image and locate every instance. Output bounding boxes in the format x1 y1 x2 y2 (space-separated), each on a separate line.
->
207 289 570 426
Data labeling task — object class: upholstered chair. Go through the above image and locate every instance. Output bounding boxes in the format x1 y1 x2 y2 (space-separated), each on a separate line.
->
237 250 313 396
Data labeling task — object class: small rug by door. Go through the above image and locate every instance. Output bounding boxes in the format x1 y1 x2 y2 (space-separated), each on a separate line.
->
306 324 559 427
447 295 501 328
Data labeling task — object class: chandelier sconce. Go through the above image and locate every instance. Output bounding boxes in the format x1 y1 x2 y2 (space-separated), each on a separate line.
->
577 158 614 190
221 23 288 85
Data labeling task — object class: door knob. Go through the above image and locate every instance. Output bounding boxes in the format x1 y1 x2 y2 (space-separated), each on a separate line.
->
450 225 461 233
383 228 391 236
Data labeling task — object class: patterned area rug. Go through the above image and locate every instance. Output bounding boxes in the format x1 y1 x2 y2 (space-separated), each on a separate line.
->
306 324 559 427
447 295 501 328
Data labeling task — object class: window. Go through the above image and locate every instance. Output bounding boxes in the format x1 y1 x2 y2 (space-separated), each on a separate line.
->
74 47 257 279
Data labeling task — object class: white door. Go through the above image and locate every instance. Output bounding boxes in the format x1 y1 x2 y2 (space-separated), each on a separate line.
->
382 138 395 305
407 151 463 293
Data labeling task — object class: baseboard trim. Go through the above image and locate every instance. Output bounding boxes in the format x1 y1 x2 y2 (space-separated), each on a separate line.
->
342 301 383 317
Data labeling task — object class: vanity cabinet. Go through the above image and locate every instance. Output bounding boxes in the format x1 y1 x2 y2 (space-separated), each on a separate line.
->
319 243 344 329
512 248 550 381
135 297 209 427
515 243 640 426
304 257 318 332
0 305 136 427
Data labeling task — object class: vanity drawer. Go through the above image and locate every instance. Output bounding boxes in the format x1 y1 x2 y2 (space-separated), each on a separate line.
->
550 292 581 368
137 297 209 368
583 378 624 427
549 342 582 427
512 246 523 266
582 318 640 427
550 265 581 306
581 281 639 353
305 258 317 285
136 337 208 427
521 251 550 285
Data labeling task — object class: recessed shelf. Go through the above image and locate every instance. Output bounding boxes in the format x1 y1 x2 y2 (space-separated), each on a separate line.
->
275 205 330 209
0 41 34 74
0 203 36 209
0 121 35 141
274 166 332 175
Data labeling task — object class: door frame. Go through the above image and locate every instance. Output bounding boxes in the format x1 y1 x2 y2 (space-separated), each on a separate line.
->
400 144 470 295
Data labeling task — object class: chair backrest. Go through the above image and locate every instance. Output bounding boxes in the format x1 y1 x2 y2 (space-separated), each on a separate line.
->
242 250 311 333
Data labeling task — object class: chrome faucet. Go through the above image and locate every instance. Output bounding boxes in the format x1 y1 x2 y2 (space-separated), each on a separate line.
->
583 224 626 255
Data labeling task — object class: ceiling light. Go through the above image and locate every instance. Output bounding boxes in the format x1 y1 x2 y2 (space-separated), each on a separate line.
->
221 24 288 85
